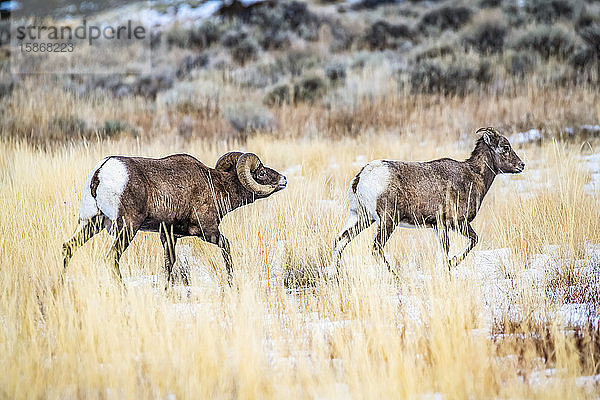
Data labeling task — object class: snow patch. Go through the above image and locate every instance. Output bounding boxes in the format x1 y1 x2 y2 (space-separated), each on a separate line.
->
511 129 542 145
352 155 367 168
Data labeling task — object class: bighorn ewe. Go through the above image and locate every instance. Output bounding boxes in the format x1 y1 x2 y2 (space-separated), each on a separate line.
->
331 127 524 277
63 152 287 287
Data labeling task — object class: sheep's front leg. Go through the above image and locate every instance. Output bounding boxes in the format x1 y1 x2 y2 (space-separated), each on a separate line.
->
217 234 234 286
449 222 478 269
106 220 139 286
434 225 451 271
160 228 179 290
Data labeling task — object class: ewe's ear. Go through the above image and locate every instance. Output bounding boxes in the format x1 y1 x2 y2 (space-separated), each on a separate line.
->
477 127 498 148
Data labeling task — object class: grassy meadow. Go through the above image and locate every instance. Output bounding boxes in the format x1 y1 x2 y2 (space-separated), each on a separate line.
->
2 0 600 398
1 88 600 398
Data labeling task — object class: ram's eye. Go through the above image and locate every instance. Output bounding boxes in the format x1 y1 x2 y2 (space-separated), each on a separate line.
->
258 171 266 178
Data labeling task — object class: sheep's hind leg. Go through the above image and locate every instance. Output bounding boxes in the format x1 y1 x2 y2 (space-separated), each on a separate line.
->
330 212 373 278
434 225 451 271
62 214 105 281
204 232 234 286
372 214 399 281
448 222 478 269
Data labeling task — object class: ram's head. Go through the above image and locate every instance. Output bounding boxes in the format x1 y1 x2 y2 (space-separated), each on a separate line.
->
216 152 287 196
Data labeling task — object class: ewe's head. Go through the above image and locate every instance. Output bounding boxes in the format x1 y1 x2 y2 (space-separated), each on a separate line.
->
216 152 287 196
477 127 525 174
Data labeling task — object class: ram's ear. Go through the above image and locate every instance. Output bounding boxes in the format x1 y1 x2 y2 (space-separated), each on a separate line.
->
483 131 493 147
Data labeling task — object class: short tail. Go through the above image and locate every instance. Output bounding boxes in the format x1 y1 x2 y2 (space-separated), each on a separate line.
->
79 158 109 220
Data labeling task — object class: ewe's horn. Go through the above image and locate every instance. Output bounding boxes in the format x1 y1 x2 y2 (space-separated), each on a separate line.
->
476 127 499 135
215 152 244 172
236 153 275 196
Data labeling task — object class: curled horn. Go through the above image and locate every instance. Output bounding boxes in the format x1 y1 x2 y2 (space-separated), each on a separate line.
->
236 153 275 196
215 152 244 172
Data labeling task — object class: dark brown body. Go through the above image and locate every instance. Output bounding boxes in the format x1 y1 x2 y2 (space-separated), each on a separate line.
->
114 155 261 238
63 152 286 288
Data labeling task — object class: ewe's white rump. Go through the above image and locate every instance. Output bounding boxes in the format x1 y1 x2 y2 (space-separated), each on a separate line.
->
79 157 128 221
353 160 391 223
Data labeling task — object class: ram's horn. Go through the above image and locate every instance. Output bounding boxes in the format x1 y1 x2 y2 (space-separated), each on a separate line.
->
236 153 275 195
215 152 244 172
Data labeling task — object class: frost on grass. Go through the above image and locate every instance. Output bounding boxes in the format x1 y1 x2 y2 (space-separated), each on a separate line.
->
124 243 217 297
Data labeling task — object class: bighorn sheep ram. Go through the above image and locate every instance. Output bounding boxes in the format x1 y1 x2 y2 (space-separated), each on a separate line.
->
331 127 525 277
63 152 287 287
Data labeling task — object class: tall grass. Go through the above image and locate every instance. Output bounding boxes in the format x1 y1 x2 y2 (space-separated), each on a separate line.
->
1 132 599 398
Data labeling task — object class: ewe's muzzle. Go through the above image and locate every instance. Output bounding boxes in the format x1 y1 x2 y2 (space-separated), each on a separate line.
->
278 176 287 190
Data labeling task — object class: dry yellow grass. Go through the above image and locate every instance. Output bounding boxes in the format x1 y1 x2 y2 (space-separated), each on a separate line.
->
1 130 600 399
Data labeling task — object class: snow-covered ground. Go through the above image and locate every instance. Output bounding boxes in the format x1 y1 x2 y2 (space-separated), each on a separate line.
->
81 0 265 29
125 238 600 333
583 153 600 194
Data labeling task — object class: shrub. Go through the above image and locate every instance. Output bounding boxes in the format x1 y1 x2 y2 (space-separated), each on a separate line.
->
576 10 600 33
418 6 473 33
225 103 277 135
462 20 508 54
414 44 454 62
327 20 356 52
133 73 174 100
264 84 292 107
0 21 9 46
231 37 259 65
570 47 595 70
165 24 191 48
85 73 173 99
524 0 574 24
578 25 600 77
479 0 502 8
504 50 537 77
502 5 527 27
410 59 491 95
268 49 321 77
221 28 248 48
49 116 88 139
100 120 135 138
293 75 328 104
362 20 412 50
281 1 321 40
579 24 600 53
246 1 322 42
259 29 292 50
326 63 347 84
0 81 14 99
176 54 209 80
512 25 576 60
190 20 223 49
350 0 398 10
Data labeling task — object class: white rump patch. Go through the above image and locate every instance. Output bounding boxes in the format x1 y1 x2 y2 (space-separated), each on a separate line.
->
79 158 107 220
355 160 390 223
79 157 128 222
